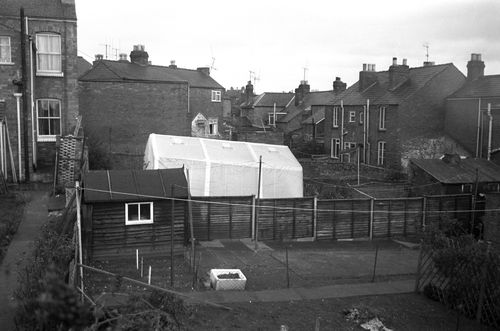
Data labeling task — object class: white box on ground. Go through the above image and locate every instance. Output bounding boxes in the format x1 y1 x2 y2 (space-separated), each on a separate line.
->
209 269 247 290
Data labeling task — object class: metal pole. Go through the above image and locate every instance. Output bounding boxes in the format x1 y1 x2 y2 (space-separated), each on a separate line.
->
254 156 262 251
371 244 379 282
357 144 360 185
20 8 30 181
186 169 195 272
171 185 175 287
487 103 492 160
75 181 84 300
14 93 22 181
285 245 290 288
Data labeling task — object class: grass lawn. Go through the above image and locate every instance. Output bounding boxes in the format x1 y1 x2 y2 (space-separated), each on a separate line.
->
0 192 27 263
187 293 492 331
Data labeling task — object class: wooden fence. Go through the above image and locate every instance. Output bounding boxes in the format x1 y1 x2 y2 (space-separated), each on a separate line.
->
189 194 474 242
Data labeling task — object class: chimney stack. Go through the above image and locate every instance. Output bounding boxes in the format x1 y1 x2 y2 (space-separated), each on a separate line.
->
245 80 254 103
295 80 310 106
388 56 409 89
93 54 103 66
423 61 435 67
169 60 177 69
359 63 377 91
333 77 347 92
197 67 210 76
118 53 128 62
467 53 485 81
130 45 149 65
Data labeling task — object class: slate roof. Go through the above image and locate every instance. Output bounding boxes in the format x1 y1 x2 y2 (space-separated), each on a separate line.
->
83 169 188 203
1 0 76 20
281 90 339 123
76 56 92 77
331 63 459 106
79 60 224 89
252 93 295 108
449 75 500 98
410 158 500 184
302 108 325 125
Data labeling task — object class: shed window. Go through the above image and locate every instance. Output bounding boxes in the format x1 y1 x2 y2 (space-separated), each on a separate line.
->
461 184 472 193
487 183 500 192
125 202 154 225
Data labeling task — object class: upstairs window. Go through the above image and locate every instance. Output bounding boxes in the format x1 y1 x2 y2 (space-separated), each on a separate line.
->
37 99 61 141
0 37 12 64
377 141 386 166
208 118 218 135
332 107 339 127
378 106 386 130
211 90 221 102
125 202 154 225
331 138 340 158
360 106 365 124
36 33 62 75
349 111 356 123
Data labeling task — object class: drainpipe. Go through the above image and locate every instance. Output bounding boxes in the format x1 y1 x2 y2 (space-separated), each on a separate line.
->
476 98 482 157
487 103 493 161
20 8 30 181
340 100 344 162
366 99 370 164
28 17 36 168
14 93 23 181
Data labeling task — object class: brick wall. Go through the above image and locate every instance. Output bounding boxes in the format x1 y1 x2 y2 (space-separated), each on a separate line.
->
0 16 78 179
236 131 284 145
80 81 190 169
188 86 224 137
484 193 500 244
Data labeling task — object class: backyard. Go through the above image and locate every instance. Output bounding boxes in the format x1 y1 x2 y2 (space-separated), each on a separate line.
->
0 192 27 263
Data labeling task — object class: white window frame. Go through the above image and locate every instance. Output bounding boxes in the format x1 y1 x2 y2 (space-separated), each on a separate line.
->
461 184 473 193
331 138 340 158
360 106 365 124
125 202 154 225
344 141 356 150
36 33 63 76
349 111 356 123
211 90 221 102
487 183 500 192
208 118 218 135
377 141 386 166
332 107 339 128
378 106 386 130
36 99 62 142
0 36 13 64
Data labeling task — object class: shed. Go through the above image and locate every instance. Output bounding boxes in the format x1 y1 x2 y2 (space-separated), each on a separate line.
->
82 168 188 259
144 134 303 198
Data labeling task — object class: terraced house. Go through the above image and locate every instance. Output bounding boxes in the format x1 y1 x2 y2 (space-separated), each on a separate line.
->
324 58 465 170
79 46 225 169
0 0 78 181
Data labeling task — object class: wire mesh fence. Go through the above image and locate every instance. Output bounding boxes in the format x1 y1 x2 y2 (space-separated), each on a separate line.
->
416 238 500 328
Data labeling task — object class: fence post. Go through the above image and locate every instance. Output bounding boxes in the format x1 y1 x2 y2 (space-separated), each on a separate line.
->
422 197 427 232
414 240 424 292
369 199 374 240
313 196 317 240
371 243 379 282
251 195 256 240
476 243 490 322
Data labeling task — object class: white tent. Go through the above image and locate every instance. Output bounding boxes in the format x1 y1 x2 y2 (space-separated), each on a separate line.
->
144 134 303 198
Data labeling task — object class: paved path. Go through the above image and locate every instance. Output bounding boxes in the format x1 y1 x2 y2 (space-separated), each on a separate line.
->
0 190 49 330
187 279 415 304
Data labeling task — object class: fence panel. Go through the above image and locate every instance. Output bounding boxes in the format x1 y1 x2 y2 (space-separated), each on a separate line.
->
316 199 370 240
425 195 472 229
373 198 424 238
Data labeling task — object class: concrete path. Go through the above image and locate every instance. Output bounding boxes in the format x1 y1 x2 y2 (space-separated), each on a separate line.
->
187 279 415 304
0 189 49 330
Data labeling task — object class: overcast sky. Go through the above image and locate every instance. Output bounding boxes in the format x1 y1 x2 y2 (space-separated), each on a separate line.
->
77 0 500 93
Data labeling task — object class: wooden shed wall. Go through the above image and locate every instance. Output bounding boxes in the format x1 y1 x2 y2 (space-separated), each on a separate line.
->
83 200 186 259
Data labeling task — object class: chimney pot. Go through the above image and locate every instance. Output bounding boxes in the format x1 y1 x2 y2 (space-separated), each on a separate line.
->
169 60 177 68
118 53 128 62
402 58 407 66
95 54 103 61
392 57 397 66
197 67 210 76
467 53 485 80
363 63 367 71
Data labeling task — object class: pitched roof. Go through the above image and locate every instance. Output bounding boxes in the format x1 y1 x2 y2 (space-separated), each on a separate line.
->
76 56 92 77
253 92 295 108
302 108 325 125
1 0 76 20
281 90 339 123
79 60 224 89
410 158 500 184
332 63 459 106
83 169 188 203
449 75 500 98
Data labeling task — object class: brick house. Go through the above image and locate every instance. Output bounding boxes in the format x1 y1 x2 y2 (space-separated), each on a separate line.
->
445 54 500 162
0 0 78 181
324 58 465 170
278 78 347 147
79 46 225 169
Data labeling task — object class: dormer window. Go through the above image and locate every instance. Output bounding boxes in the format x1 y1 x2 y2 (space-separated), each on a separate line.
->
211 90 221 102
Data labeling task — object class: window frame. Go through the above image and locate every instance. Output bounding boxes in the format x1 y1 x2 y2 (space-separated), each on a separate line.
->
125 202 154 225
461 184 473 193
36 33 63 76
0 36 13 64
36 98 62 142
208 117 218 135
348 111 356 123
332 107 339 128
377 141 386 166
211 90 221 102
487 183 500 192
378 106 386 130
331 138 340 158
359 106 365 125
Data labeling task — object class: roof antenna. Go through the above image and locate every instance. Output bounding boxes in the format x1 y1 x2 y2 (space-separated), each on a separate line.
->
303 67 308 82
423 42 430 62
